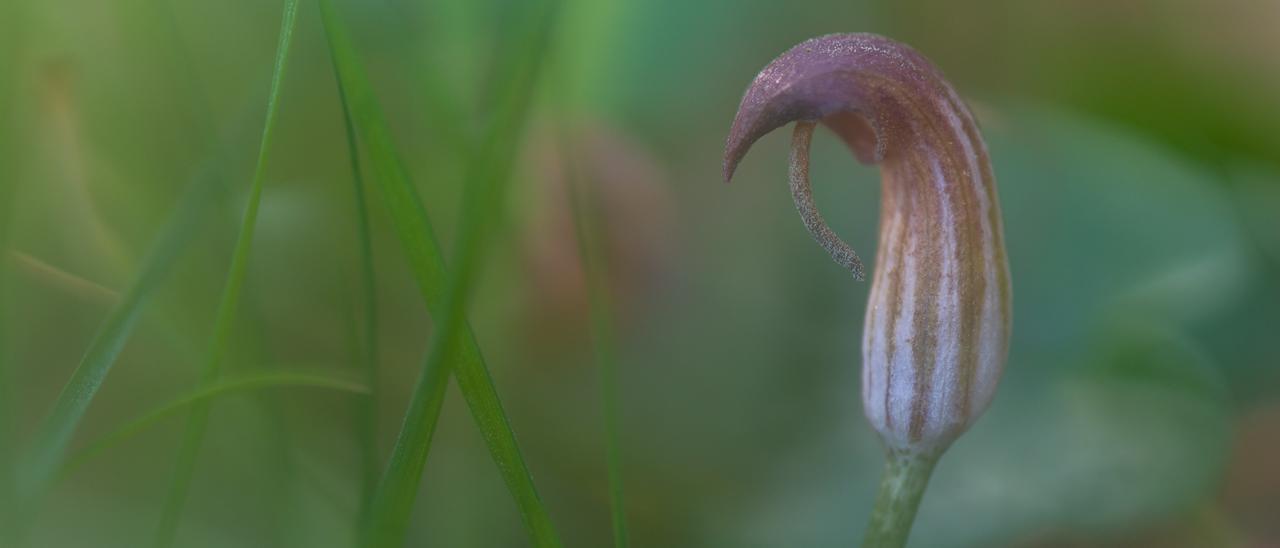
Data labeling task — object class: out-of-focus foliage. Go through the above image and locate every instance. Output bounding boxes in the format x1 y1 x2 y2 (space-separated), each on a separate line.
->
1 0 1277 546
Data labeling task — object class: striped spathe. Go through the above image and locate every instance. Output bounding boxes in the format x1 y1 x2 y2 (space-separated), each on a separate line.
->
724 33 1011 455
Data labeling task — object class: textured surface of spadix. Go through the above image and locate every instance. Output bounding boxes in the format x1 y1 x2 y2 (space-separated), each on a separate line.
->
724 33 1012 454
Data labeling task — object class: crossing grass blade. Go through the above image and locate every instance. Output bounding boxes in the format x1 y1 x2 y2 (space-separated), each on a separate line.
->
17 130 233 505
58 371 369 480
319 1 563 545
150 1 300 546
331 62 382 512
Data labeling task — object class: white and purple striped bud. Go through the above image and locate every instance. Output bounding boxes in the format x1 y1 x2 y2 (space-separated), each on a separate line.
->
724 34 1011 456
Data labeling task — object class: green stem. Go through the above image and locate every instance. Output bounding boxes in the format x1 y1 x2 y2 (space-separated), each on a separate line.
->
861 451 939 548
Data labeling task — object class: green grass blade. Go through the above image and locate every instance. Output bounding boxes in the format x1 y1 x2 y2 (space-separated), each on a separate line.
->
331 61 381 511
543 4 630 534
151 1 301 546
17 126 236 507
319 1 563 546
560 131 630 548
151 0 217 143
319 9 456 539
405 0 563 542
58 371 368 481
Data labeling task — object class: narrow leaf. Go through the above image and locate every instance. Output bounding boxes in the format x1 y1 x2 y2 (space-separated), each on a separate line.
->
18 122 231 501
330 58 382 511
318 1 563 545
59 371 368 480
560 131 630 547
151 1 301 545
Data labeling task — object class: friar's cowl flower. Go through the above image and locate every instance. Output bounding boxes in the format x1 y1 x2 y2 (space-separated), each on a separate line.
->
724 33 1012 457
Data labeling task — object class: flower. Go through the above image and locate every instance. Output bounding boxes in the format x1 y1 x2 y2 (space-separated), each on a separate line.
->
724 33 1011 455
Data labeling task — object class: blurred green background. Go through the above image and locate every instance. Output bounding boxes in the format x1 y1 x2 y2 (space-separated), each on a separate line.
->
2 0 1278 546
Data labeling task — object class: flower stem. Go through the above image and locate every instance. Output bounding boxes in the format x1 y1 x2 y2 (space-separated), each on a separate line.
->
862 451 939 548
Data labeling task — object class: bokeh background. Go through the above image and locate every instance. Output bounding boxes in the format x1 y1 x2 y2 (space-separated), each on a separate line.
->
2 0 1278 546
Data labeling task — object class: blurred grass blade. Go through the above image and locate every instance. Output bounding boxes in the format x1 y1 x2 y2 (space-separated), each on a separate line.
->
60 371 369 480
151 0 217 144
386 0 475 164
152 1 300 546
403 0 562 535
17 132 232 504
546 8 629 536
560 132 630 548
319 1 562 546
9 250 121 304
331 63 381 511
